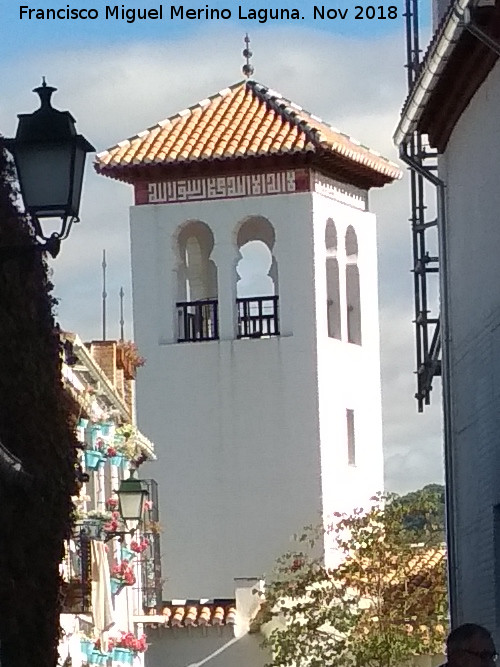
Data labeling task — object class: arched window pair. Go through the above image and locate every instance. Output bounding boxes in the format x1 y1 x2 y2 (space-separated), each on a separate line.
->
175 217 279 342
325 220 361 345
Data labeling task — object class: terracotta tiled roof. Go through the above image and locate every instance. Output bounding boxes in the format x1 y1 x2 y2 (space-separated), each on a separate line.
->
405 546 446 591
378 545 446 595
136 602 237 628
95 80 401 188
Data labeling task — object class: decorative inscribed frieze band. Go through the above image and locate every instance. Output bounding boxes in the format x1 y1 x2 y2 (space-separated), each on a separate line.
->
134 169 311 205
313 173 368 211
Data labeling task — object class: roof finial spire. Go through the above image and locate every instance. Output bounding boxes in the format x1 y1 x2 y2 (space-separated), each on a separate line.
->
242 34 254 79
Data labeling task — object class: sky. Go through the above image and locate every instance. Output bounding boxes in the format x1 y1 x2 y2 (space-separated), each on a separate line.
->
0 1 442 493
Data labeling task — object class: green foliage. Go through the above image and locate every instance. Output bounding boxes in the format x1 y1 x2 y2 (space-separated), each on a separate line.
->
263 491 448 667
395 484 445 546
0 144 79 666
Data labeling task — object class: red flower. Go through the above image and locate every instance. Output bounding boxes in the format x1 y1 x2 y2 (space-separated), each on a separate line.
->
130 538 149 553
113 632 147 652
111 560 136 586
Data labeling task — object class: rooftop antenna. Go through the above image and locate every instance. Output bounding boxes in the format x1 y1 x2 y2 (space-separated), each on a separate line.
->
119 287 125 341
242 34 254 79
102 249 107 340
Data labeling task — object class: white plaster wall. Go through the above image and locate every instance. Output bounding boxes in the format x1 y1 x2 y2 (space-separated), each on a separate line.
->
131 188 383 599
440 59 500 635
312 193 384 531
144 627 268 667
132 194 322 599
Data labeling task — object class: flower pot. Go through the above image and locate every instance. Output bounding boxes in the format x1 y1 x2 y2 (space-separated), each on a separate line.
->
90 425 102 447
121 546 135 562
109 454 125 467
89 651 100 666
111 648 125 667
85 449 102 471
110 577 125 596
78 418 89 429
112 648 124 665
97 652 109 666
122 649 134 666
80 638 94 659
100 422 114 438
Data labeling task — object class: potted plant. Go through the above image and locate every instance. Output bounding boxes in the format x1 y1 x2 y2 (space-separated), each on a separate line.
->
79 632 95 661
84 449 103 471
130 538 149 554
84 431 107 470
110 560 136 596
88 638 109 666
105 497 118 511
113 424 139 465
102 510 124 535
111 632 147 666
78 417 89 430
105 445 125 467
89 423 103 448
82 509 112 539
99 420 114 438
116 341 146 380
120 543 136 562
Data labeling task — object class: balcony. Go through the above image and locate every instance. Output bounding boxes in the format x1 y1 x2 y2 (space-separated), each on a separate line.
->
237 296 279 339
177 299 219 342
60 534 92 614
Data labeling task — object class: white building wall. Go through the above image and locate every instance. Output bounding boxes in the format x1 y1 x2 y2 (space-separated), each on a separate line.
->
440 60 500 635
312 193 384 531
145 627 267 667
131 185 383 599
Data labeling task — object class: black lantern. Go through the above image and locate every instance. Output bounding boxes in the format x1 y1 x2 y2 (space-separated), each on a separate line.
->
117 471 149 532
4 79 95 256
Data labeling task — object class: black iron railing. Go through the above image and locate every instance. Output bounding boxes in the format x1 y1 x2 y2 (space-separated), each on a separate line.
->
237 296 279 339
177 299 219 342
130 479 164 615
142 480 163 612
60 534 92 614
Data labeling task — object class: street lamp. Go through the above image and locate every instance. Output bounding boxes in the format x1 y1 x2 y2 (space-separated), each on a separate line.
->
116 470 149 533
4 78 95 258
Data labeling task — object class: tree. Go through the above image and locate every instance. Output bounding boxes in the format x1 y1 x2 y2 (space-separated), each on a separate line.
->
396 484 445 546
262 492 448 667
0 145 79 665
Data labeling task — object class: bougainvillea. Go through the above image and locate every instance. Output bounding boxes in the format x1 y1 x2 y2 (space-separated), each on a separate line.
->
111 561 136 586
262 492 448 667
113 631 147 652
0 145 79 665
130 538 149 554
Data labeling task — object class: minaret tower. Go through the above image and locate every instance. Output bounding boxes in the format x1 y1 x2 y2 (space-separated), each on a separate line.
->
96 51 401 599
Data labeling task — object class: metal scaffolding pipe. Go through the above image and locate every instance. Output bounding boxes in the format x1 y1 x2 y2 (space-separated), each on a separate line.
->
399 141 459 626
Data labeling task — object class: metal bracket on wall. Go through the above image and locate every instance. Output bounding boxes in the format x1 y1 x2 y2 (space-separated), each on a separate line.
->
402 0 443 412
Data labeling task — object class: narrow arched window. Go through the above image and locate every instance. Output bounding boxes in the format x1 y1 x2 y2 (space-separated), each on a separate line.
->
176 220 218 342
325 220 341 339
235 216 279 339
345 226 361 345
